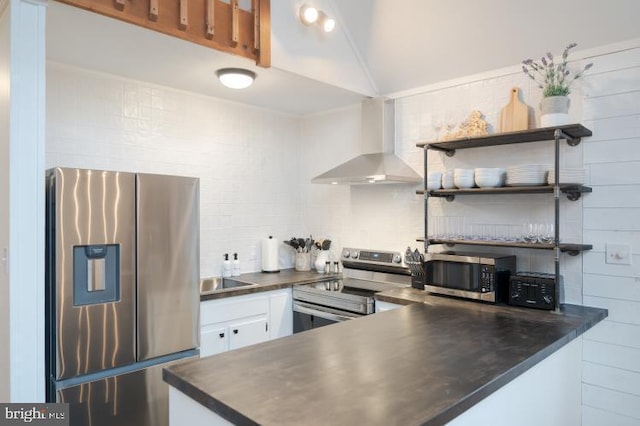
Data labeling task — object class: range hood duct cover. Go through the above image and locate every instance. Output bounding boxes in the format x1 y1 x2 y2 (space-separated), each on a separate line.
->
311 98 421 185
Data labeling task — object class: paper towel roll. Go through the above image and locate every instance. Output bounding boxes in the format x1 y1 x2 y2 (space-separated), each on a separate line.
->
261 236 280 273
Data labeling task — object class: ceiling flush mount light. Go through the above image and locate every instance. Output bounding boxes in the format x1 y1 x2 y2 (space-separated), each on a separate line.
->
298 4 335 32
215 68 257 89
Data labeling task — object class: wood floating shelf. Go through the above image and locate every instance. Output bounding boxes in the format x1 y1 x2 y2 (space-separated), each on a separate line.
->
416 238 592 255
416 124 592 156
57 0 271 67
416 184 592 201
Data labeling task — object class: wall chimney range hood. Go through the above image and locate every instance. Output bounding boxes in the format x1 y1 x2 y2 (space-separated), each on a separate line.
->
311 98 422 185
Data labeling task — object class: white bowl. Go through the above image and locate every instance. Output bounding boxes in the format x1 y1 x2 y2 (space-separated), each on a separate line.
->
441 171 455 189
454 168 474 176
475 174 503 188
474 168 505 187
454 175 475 188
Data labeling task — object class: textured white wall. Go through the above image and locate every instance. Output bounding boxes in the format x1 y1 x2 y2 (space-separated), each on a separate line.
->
46 63 304 277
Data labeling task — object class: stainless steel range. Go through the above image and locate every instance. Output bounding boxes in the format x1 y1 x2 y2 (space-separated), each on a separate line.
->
293 248 411 332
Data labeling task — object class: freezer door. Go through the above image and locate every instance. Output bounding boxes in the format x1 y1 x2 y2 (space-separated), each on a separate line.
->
136 174 200 360
56 355 196 426
48 168 136 380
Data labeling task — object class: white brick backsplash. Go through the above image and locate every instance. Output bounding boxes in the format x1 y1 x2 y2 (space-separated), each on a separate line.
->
46 62 303 277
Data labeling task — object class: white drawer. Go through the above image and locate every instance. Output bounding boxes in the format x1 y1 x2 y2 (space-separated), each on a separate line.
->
201 294 269 325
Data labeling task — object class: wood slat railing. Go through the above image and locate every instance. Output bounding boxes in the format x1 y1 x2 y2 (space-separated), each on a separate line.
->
56 0 271 67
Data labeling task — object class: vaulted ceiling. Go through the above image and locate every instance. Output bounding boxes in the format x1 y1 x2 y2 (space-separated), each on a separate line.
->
47 0 640 114
334 0 640 94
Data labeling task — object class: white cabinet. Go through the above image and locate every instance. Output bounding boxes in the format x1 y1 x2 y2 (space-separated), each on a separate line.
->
375 301 403 313
228 317 269 351
200 325 227 357
268 289 293 339
199 288 292 358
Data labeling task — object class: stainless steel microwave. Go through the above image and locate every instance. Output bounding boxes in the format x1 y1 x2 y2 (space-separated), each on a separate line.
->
422 251 516 303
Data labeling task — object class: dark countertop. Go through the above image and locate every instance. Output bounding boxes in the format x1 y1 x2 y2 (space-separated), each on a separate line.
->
166 290 607 425
200 269 339 301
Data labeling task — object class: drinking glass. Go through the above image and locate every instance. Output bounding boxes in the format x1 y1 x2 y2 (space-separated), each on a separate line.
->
540 224 555 244
522 223 539 243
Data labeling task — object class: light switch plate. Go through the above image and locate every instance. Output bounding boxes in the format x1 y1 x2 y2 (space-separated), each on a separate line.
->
606 243 632 265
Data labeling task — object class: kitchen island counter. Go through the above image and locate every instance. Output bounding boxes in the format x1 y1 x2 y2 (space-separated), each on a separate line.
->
165 293 606 425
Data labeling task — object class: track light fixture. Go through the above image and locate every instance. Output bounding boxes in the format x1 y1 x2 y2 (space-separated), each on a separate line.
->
298 4 336 33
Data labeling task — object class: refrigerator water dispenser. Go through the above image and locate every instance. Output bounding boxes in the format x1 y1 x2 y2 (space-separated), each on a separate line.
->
73 244 120 305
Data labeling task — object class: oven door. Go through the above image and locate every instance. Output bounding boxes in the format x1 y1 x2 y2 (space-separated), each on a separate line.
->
292 301 361 333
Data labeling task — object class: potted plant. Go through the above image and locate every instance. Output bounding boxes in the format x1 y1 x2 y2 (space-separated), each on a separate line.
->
522 43 593 127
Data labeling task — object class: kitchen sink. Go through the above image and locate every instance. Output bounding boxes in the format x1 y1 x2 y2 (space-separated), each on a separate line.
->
200 277 254 294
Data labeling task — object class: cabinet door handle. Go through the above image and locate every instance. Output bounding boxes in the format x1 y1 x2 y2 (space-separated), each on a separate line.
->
219 332 225 338
233 329 238 334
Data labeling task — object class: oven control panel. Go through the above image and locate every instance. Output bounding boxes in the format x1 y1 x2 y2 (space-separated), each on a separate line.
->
342 248 404 267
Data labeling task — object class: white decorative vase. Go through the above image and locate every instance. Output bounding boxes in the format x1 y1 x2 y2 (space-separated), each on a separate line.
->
314 250 329 273
540 96 570 127
294 252 311 271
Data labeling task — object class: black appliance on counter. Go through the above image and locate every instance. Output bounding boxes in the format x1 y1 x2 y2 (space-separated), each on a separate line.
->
293 248 411 333
422 251 516 303
508 272 561 310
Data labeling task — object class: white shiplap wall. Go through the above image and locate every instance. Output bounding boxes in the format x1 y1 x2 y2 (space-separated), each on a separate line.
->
581 46 640 425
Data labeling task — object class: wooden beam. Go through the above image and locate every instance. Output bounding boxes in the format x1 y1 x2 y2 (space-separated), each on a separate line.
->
206 0 215 39
149 0 158 21
230 0 239 47
256 0 270 67
178 0 187 30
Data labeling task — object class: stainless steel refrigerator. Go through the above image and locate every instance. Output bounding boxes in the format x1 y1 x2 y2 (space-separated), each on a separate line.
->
45 167 200 426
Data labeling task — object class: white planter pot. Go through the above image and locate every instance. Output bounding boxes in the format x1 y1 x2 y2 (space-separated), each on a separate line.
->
540 96 570 127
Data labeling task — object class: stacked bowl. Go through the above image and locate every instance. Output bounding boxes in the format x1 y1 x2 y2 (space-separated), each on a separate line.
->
454 168 475 188
474 168 506 188
506 164 548 186
427 172 442 190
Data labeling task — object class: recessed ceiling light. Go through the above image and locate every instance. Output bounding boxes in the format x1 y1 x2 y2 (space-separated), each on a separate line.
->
215 68 257 89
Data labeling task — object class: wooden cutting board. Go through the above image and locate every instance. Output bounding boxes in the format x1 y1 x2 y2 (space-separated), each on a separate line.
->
499 87 529 132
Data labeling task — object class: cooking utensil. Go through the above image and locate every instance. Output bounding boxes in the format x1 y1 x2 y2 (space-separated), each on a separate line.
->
499 87 529 132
